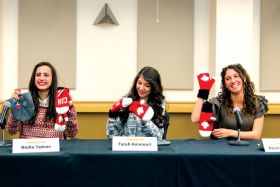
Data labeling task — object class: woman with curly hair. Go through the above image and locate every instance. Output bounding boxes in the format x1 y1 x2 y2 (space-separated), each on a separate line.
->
191 64 268 140
106 66 169 139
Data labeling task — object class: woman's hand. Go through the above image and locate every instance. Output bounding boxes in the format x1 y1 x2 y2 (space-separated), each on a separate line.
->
212 128 236 139
11 89 21 100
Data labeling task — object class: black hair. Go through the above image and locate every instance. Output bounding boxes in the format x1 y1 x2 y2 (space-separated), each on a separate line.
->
119 66 166 128
29 62 58 122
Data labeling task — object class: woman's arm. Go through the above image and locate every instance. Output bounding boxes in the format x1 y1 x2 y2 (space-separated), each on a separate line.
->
240 117 264 139
6 88 23 135
212 116 264 140
141 120 163 139
191 98 204 123
192 70 215 124
64 105 78 138
106 117 124 139
6 114 22 135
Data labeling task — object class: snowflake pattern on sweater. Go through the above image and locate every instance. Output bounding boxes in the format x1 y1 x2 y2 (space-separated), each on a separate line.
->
7 104 78 139
106 113 164 139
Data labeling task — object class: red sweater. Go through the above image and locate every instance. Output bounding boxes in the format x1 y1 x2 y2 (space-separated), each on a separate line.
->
7 105 78 139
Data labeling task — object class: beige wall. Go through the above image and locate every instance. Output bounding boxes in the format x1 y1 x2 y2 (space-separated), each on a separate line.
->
260 0 280 91
0 0 201 102
2 0 280 139
138 0 194 90
0 0 3 96
1 0 18 99
1 0 280 102
18 0 77 88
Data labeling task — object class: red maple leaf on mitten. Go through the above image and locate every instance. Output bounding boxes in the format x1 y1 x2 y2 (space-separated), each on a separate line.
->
128 100 154 122
199 101 216 137
55 88 72 132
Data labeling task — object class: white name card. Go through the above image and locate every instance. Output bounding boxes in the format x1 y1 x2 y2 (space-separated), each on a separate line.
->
262 138 280 152
12 138 60 153
112 136 158 151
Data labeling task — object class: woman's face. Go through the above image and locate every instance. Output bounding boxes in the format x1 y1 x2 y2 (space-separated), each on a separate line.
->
136 75 151 101
35 65 52 92
224 68 244 94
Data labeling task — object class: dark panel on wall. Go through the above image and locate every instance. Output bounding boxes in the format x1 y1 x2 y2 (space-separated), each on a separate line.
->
18 0 76 88
138 0 194 90
0 0 3 92
260 0 280 91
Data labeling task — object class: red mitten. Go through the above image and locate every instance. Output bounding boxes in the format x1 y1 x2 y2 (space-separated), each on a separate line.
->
129 100 154 122
55 88 71 132
197 70 215 100
109 98 133 119
68 91 73 107
199 101 216 137
63 113 69 122
55 114 66 132
110 98 133 112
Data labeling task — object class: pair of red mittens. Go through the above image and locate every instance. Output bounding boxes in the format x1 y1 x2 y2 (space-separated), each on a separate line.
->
109 98 154 122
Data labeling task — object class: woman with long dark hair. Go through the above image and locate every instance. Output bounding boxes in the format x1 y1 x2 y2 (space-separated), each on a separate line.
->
107 66 169 139
7 62 78 139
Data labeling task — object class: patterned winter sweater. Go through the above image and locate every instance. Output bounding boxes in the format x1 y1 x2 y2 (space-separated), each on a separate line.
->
6 105 78 139
107 113 164 139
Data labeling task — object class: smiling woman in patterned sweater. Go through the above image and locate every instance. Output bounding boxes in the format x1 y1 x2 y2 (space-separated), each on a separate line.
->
106 66 169 139
6 62 78 139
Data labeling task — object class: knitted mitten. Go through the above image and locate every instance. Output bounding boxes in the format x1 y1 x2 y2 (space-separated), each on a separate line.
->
109 98 133 119
199 101 216 137
129 100 154 122
197 70 215 100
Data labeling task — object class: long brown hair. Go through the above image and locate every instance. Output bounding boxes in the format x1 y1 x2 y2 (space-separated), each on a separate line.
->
219 64 257 114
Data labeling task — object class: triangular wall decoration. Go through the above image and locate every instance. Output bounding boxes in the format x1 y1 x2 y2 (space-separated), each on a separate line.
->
93 3 119 25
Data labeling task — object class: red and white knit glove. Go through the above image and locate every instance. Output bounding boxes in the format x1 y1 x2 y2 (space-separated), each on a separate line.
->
108 98 133 119
197 70 215 100
129 100 154 122
110 98 133 112
55 88 72 132
55 114 66 132
199 101 216 137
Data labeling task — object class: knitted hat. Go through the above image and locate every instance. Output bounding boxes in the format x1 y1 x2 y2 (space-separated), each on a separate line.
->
10 92 35 122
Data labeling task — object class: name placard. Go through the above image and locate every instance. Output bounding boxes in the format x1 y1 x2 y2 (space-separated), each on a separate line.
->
262 138 280 152
12 138 60 153
112 136 158 151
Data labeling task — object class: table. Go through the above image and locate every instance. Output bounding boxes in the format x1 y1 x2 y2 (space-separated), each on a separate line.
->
0 139 279 187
